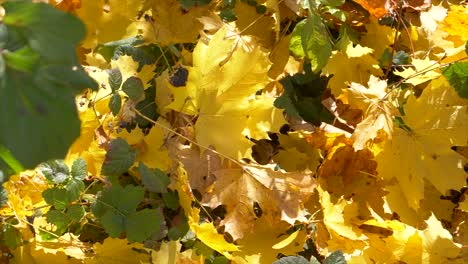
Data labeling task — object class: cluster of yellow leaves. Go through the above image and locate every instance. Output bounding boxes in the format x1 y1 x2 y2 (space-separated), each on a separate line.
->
2 0 468 263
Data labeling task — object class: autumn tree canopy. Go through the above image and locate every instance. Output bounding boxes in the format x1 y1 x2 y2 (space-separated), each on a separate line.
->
0 0 467 263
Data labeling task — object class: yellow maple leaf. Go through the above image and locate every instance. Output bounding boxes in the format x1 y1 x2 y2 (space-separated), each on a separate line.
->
376 76 468 210
84 238 151 264
174 164 239 258
393 57 441 86
440 4 468 42
319 188 462 263
322 42 383 97
234 1 276 48
340 76 395 150
231 218 307 264
390 214 461 263
150 240 202 264
318 142 387 216
360 18 397 60
138 0 211 45
2 170 48 219
75 0 142 49
11 242 83 264
132 121 171 171
205 163 316 240
273 131 321 172
167 27 286 159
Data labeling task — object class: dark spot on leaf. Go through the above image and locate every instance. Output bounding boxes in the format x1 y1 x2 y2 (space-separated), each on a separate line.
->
169 66 188 87
253 201 263 218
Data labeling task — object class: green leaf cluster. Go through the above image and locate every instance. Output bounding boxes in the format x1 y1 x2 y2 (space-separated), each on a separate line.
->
39 159 87 236
40 159 87 210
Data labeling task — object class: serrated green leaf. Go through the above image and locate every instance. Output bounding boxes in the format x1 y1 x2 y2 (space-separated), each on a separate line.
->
93 184 144 217
42 187 69 210
71 158 87 180
301 13 332 72
45 209 69 234
126 209 163 242
2 224 22 249
101 210 125 238
65 178 84 201
109 93 122 116
39 160 69 185
107 67 122 91
442 62 468 99
272 256 309 264
290 13 332 73
138 162 170 193
324 250 346 264
122 76 144 101
66 204 85 222
101 138 136 176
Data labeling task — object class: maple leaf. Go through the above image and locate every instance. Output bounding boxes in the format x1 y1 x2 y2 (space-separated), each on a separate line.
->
360 18 397 60
85 238 151 264
234 1 276 48
204 163 316 240
75 0 143 49
440 5 468 42
173 164 239 258
376 76 468 210
167 27 286 159
318 142 387 216
319 189 462 263
394 57 441 86
231 218 307 264
339 76 395 150
138 0 211 45
322 42 383 97
150 240 202 264
273 131 322 172
1 170 48 219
